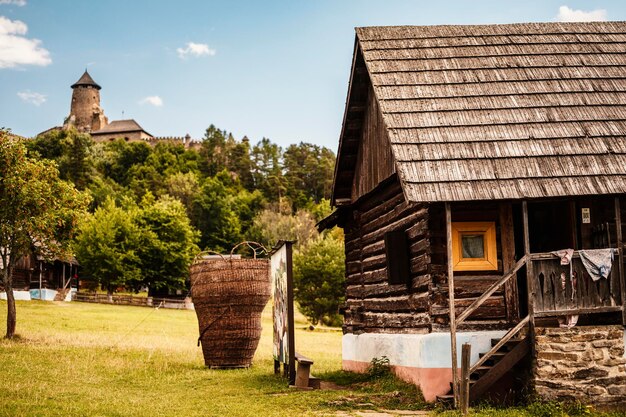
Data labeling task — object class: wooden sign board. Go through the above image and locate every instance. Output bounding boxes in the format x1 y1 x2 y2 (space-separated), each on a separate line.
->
270 241 295 384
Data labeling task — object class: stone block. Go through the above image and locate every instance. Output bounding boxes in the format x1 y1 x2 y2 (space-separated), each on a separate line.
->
609 346 625 358
591 340 615 348
538 351 580 361
586 386 608 395
572 332 605 342
607 328 623 340
607 385 626 396
591 375 626 386
572 367 609 379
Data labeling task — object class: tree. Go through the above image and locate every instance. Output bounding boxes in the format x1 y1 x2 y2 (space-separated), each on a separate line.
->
248 207 319 250
135 195 200 295
0 131 89 338
73 198 144 297
292 228 345 326
283 142 335 210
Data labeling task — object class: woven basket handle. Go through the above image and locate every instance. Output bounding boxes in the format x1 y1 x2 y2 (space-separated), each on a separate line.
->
230 241 268 259
193 250 226 263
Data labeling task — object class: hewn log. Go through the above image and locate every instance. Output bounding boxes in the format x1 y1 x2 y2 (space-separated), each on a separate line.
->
344 311 430 328
346 283 407 299
346 292 430 313
500 202 520 323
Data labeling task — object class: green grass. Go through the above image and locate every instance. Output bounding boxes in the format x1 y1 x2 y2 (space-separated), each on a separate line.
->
2 302 623 417
0 300 425 417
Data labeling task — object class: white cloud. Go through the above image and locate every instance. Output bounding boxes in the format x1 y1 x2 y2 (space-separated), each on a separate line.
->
0 16 51 68
176 42 216 59
17 90 46 106
556 5 607 22
140 95 163 107
0 0 27 6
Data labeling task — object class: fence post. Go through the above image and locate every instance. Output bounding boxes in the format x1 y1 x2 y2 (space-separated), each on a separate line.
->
460 343 471 415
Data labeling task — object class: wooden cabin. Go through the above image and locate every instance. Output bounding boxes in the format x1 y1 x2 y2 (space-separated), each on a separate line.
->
322 22 626 407
1 253 79 301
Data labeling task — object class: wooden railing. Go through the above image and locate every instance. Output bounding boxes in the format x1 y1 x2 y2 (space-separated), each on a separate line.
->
73 292 193 309
531 249 622 317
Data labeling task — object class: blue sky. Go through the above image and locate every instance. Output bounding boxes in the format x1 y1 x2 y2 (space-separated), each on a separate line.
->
1 1 625 150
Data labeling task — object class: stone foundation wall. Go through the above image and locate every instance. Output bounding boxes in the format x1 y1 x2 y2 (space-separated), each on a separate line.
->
534 325 626 407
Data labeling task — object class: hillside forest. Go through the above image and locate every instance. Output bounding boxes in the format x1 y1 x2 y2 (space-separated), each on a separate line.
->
23 126 345 325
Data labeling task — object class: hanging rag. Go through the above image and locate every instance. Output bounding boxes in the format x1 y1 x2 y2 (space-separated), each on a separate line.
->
578 249 614 281
551 248 574 265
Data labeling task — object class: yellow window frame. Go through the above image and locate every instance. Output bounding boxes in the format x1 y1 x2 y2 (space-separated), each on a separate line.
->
452 221 497 271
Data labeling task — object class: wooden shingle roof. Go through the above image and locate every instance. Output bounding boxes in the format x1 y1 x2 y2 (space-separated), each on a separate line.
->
335 22 626 203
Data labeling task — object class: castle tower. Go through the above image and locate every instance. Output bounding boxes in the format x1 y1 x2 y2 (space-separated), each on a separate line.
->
64 70 108 132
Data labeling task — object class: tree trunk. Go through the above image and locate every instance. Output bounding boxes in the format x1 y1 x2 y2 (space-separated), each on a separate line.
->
5 278 16 339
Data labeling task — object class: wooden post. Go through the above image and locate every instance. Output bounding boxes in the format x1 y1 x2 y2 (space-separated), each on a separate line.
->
460 343 471 416
615 197 626 325
500 202 519 323
522 202 536 355
286 241 296 386
445 203 459 407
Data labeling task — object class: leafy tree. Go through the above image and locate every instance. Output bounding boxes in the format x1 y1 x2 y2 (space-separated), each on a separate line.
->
135 194 200 295
293 228 345 326
73 198 144 297
251 137 284 203
249 207 319 250
27 128 95 190
199 124 231 177
165 171 200 217
0 131 89 338
228 136 254 189
190 174 243 251
283 142 335 210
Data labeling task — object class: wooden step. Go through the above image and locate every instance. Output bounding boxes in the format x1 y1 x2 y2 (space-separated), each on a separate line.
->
490 338 524 350
478 351 506 365
470 337 530 403
470 366 491 379
436 394 454 407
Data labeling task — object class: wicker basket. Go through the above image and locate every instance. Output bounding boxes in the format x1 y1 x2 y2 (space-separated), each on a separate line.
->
190 243 270 368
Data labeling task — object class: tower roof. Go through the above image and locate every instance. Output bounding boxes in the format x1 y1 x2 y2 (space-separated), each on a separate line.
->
71 70 101 90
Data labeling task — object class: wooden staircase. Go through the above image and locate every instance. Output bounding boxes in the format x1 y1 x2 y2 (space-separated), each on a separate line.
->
437 331 530 406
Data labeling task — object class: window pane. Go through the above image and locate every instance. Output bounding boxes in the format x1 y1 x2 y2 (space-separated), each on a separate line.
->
461 234 485 258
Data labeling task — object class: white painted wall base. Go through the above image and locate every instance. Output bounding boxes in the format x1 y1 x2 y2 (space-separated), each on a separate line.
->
343 330 507 369
0 290 31 301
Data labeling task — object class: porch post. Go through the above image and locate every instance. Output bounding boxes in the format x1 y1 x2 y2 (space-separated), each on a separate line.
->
445 202 459 407
522 201 536 355
614 197 626 325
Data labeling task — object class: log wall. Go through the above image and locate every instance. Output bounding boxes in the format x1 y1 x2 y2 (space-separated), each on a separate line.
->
429 202 512 332
343 177 431 334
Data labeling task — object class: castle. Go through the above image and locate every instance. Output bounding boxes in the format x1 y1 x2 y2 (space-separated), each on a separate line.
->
51 70 199 147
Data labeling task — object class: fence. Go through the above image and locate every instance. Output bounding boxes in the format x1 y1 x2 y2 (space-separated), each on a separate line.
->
73 292 194 310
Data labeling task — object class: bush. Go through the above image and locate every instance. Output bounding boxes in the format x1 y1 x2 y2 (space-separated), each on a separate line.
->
293 228 345 326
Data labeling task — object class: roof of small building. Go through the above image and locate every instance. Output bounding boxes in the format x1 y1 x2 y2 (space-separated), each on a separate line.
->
71 70 101 90
333 22 626 203
91 119 152 137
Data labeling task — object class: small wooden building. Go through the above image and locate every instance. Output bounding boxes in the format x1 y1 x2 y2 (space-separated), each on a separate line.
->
323 22 626 406
1 253 79 301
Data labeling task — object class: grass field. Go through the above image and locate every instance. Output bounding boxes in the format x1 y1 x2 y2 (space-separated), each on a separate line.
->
1 301 624 417
0 300 426 417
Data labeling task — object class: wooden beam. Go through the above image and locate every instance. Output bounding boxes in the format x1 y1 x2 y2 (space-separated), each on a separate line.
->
445 202 459 408
522 201 536 361
615 197 626 325
500 203 519 323
460 343 471 416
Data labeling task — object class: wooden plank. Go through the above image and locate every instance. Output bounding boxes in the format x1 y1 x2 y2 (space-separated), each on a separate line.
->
616 197 626 325
445 202 459 408
534 306 622 317
500 203 519 323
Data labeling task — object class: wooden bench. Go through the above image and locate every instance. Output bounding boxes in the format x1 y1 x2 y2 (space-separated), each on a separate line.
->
293 353 320 389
